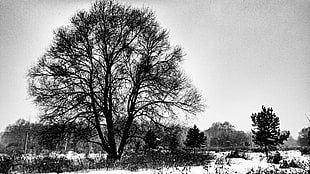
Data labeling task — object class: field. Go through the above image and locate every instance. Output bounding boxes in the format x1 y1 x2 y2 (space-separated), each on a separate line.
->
76 150 310 174
2 149 310 174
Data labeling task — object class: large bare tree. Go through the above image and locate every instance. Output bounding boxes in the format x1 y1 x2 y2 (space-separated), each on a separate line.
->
28 0 204 160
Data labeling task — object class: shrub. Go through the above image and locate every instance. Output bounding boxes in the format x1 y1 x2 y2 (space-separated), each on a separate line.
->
117 150 214 171
288 160 299 168
300 147 310 155
280 159 301 169
226 149 248 159
251 148 264 153
267 151 282 164
8 154 108 173
0 154 13 174
36 156 72 173
279 160 290 168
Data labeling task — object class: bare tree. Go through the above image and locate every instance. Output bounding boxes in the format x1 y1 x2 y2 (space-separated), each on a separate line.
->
28 0 204 161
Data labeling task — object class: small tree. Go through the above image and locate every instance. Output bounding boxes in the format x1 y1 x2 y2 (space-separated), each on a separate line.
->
185 125 206 152
205 121 248 147
144 130 159 151
160 123 184 151
251 106 290 158
297 127 310 147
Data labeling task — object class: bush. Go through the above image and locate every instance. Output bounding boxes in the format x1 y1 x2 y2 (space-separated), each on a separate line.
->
0 154 13 174
8 153 107 173
117 150 214 171
251 147 265 153
226 149 248 159
5 150 213 173
37 156 73 173
300 147 310 155
279 160 289 168
289 160 299 168
280 159 300 168
267 151 282 164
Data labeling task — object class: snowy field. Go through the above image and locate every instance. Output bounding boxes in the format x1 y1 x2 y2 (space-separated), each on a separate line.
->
41 150 310 174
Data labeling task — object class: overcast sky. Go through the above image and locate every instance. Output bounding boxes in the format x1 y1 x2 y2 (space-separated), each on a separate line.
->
0 0 309 138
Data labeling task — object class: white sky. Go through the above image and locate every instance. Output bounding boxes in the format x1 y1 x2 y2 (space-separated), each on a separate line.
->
0 0 309 138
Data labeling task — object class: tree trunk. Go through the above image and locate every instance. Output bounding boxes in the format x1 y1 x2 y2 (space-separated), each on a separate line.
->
106 150 121 167
24 132 28 154
265 145 269 159
117 115 134 158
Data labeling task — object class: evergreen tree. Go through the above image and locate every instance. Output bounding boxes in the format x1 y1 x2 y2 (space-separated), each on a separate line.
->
167 131 179 151
184 125 206 150
161 124 184 151
251 106 290 158
144 130 158 151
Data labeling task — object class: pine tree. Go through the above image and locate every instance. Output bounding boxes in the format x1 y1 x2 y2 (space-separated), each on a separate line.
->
185 125 206 151
144 130 158 151
251 106 290 158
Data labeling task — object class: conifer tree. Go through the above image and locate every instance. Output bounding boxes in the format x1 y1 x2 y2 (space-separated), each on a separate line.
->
185 125 206 151
144 130 158 151
251 106 290 158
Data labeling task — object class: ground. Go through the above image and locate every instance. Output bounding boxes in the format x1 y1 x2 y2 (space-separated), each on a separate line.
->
41 150 310 174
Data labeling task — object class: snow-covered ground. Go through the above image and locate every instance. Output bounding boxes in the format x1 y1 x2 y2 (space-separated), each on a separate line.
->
39 150 310 174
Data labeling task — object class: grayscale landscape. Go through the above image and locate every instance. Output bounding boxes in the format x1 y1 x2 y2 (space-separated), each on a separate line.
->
0 0 309 173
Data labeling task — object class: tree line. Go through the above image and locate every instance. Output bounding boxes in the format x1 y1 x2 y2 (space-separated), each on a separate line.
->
3 105 308 159
0 119 248 155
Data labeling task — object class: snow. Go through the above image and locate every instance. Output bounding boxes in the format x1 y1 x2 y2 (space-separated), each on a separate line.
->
35 150 310 174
